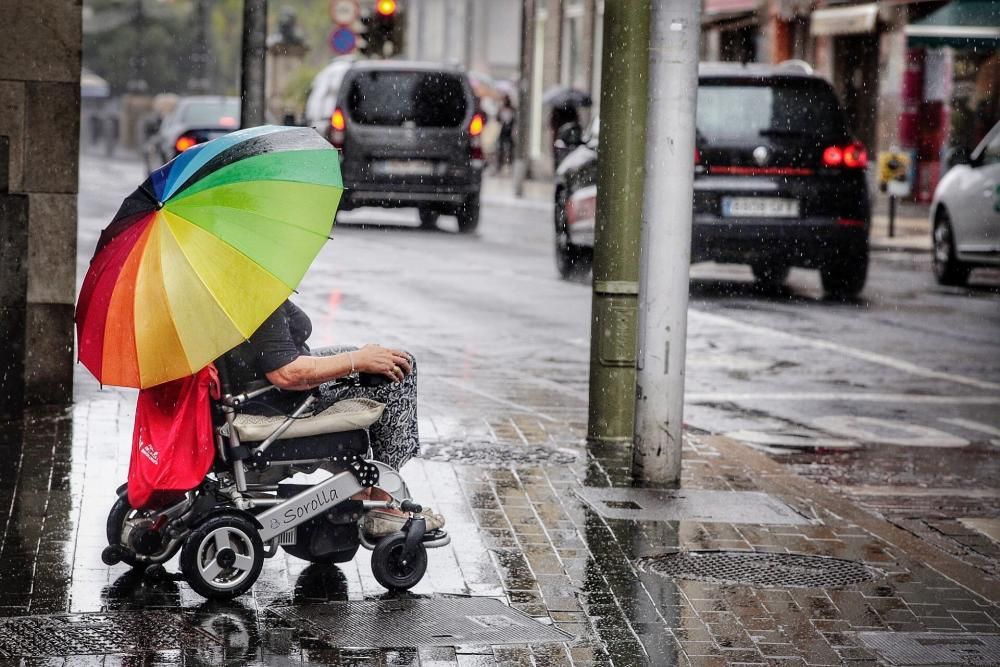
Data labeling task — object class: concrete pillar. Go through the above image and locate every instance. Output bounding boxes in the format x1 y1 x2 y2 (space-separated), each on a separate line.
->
0 1 81 417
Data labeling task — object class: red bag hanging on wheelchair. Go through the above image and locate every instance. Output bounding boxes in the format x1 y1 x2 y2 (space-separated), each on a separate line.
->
128 365 220 510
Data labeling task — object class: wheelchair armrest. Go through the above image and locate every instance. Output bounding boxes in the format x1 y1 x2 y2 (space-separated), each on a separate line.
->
225 382 278 408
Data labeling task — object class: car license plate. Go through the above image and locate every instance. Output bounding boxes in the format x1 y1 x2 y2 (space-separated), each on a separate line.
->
373 160 436 176
722 197 799 218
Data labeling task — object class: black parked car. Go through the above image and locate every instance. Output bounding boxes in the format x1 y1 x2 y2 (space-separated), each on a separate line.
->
554 62 872 298
329 61 485 233
143 96 240 174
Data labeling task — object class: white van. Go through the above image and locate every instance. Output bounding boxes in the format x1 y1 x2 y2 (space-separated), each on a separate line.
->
304 58 356 132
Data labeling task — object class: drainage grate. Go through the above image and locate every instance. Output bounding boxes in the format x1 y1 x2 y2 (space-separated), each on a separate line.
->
422 440 578 465
636 550 880 588
577 487 810 525
269 598 572 647
858 632 1000 666
0 611 219 658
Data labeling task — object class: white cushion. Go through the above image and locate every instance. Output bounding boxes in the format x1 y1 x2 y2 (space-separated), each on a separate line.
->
231 398 385 442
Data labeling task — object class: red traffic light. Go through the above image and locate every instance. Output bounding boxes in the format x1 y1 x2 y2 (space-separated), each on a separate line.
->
375 0 397 16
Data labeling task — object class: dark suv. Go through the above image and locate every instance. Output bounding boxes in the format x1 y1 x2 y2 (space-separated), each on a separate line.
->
329 61 485 233
554 62 871 297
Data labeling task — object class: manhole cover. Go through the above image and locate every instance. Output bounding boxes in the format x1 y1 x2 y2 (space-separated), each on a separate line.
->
858 632 1000 666
576 488 809 525
635 550 880 588
269 598 571 647
0 611 219 657
422 440 578 465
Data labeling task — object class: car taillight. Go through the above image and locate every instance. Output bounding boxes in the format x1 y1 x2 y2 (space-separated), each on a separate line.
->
331 108 346 131
329 107 346 149
469 113 485 161
469 113 485 137
823 143 867 169
843 143 868 168
175 134 198 153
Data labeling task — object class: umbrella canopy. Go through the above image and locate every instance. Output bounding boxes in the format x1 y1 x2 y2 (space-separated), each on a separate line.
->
542 86 593 110
905 0 999 51
76 125 343 389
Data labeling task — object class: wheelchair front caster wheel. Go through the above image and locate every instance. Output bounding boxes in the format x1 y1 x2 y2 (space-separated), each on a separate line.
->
180 512 263 600
371 531 427 591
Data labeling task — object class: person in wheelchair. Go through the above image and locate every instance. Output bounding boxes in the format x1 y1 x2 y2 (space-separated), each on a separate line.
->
222 299 444 537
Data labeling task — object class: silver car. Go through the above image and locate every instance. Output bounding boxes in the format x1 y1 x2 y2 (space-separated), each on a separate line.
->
931 121 1000 285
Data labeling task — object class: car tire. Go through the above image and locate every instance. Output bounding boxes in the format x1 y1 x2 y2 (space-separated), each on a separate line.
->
751 262 791 288
554 188 593 280
418 208 440 229
820 239 868 299
932 210 970 286
456 195 480 234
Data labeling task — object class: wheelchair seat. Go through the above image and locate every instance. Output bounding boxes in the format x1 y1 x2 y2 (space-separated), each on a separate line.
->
229 398 385 442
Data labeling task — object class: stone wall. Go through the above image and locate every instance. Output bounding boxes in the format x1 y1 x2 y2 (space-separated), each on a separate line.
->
0 1 81 417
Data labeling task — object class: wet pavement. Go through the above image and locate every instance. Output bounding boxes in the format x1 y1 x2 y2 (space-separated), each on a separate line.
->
0 154 996 665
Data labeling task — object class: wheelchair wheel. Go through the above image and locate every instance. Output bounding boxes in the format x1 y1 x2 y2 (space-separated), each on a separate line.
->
180 512 264 600
106 491 148 570
370 531 427 591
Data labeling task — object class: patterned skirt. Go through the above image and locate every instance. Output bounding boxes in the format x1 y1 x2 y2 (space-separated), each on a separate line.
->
310 346 420 471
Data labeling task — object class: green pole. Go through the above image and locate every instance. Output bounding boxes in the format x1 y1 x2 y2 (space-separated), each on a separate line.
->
587 0 649 446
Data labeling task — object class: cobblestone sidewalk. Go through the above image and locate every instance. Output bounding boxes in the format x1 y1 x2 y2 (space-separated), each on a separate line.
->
0 361 997 665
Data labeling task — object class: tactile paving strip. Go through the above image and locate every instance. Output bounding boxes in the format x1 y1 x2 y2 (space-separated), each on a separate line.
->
636 550 881 588
577 487 810 525
269 598 572 647
0 611 219 657
858 632 1000 666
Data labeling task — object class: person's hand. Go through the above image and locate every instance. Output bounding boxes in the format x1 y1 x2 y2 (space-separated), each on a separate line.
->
354 344 412 383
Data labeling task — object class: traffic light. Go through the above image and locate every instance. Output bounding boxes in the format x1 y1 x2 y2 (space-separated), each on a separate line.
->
359 0 404 58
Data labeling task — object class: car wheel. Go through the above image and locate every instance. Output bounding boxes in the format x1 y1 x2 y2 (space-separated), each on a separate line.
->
456 195 480 234
751 262 791 288
820 239 868 300
418 208 440 229
554 188 593 280
932 210 970 286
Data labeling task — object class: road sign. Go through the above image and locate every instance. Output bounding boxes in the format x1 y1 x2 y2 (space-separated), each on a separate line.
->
330 0 359 26
330 26 357 54
877 150 912 197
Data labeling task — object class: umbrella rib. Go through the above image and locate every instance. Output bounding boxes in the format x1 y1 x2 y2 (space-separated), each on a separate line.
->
169 203 335 242
161 213 294 338
168 174 343 206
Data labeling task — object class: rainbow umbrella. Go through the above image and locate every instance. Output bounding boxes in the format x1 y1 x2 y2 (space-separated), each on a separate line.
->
76 125 343 388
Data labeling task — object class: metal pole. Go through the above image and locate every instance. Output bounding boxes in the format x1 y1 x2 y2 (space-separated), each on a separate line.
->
240 0 268 128
513 0 535 197
587 0 650 447
633 0 700 483
888 194 896 238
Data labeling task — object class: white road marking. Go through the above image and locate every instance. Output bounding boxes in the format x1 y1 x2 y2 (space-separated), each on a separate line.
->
687 392 1000 405
958 518 1000 543
725 430 859 450
842 486 1000 499
690 309 1000 392
813 416 969 448
939 417 1000 436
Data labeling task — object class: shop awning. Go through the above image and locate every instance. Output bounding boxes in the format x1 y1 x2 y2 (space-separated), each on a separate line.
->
905 0 1000 50
810 3 879 36
703 0 760 23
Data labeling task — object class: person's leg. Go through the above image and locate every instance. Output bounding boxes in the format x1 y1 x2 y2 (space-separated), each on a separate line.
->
311 346 420 471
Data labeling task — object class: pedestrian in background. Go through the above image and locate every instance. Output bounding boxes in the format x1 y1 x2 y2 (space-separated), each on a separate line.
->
496 94 516 174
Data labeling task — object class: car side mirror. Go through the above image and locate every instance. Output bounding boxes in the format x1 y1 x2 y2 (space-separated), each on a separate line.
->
142 116 161 140
555 122 583 149
945 146 972 169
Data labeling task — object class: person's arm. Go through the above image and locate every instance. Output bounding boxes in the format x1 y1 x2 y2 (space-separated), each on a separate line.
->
266 344 413 391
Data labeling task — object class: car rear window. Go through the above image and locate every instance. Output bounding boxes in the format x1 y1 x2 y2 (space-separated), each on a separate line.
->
696 79 845 144
346 71 468 127
180 99 240 126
